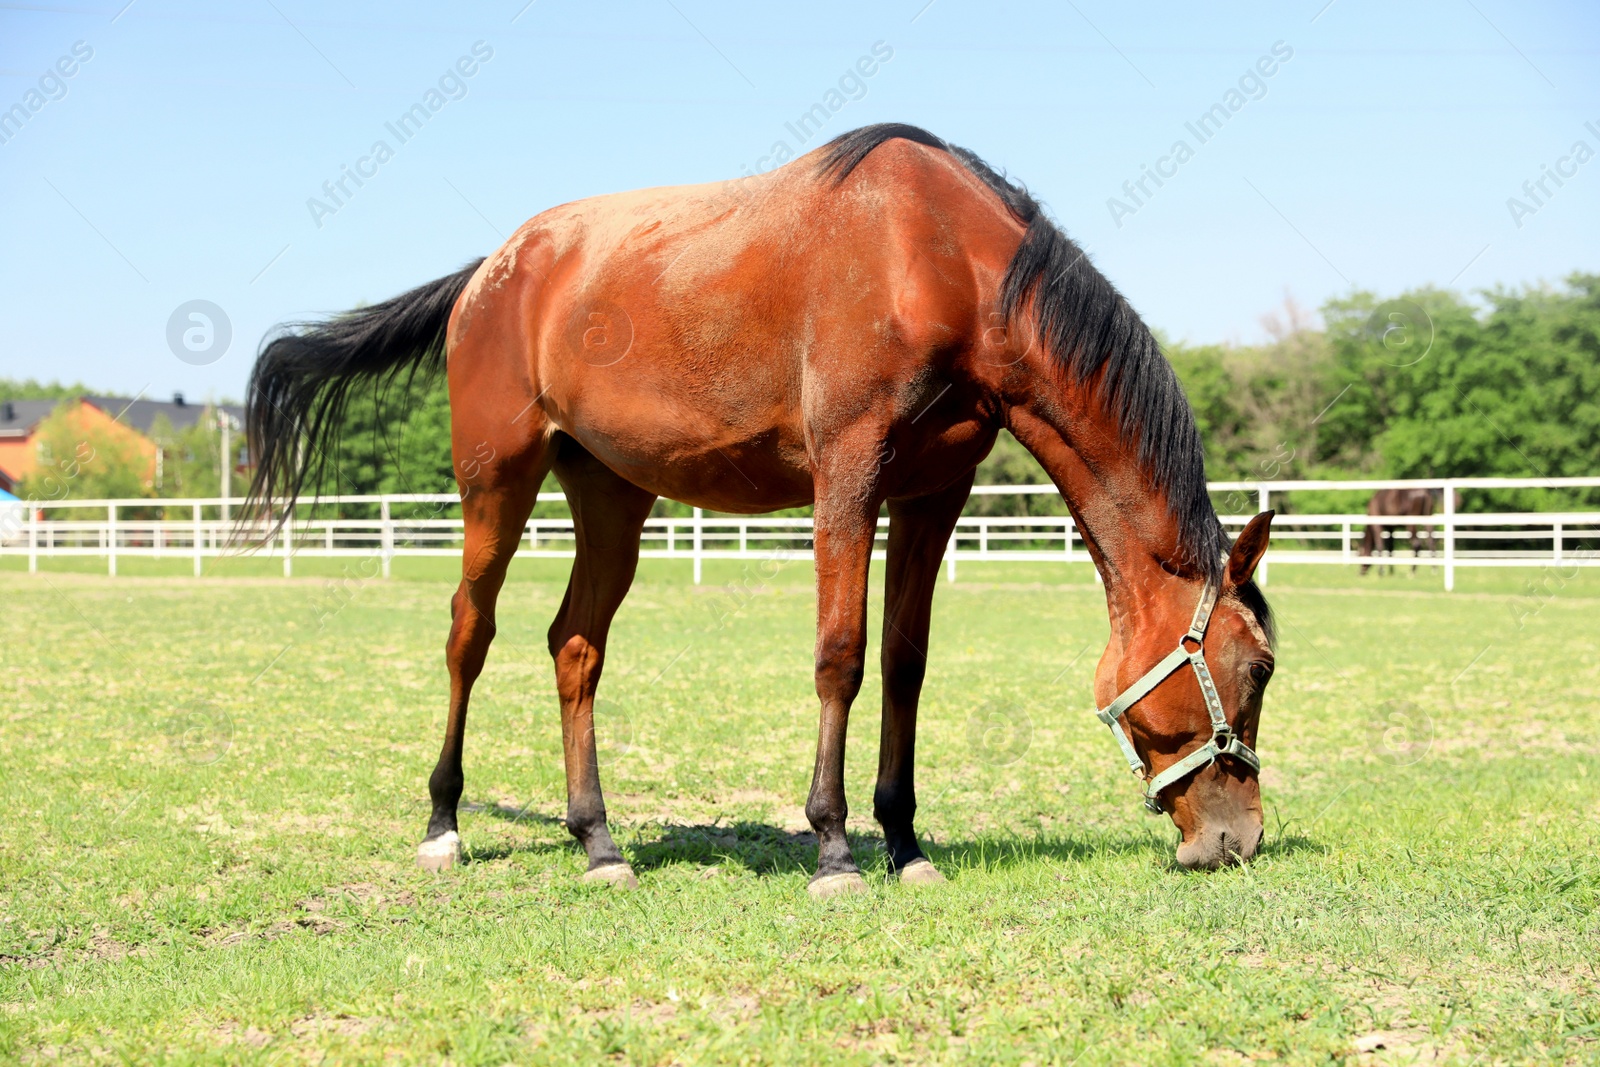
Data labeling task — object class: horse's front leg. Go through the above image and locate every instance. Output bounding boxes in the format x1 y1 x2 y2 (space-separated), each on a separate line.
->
873 476 973 885
804 482 881 898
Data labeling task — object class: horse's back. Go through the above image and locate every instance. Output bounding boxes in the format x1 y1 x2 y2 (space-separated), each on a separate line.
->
1368 488 1435 516
447 138 1022 510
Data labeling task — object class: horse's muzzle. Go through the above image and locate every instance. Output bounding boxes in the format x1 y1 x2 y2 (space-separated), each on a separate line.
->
1175 818 1264 870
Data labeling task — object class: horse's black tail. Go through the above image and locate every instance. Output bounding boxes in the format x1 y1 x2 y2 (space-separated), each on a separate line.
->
242 259 484 535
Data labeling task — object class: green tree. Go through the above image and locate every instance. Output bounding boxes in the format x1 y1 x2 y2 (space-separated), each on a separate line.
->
146 409 233 507
298 376 462 520
1319 277 1600 509
0 377 91 401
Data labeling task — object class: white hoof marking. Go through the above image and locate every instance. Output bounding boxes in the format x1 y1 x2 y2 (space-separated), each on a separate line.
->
582 863 639 889
807 871 869 899
416 831 462 872
898 858 946 885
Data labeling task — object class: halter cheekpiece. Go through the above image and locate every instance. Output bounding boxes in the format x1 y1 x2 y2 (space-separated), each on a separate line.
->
1094 577 1261 814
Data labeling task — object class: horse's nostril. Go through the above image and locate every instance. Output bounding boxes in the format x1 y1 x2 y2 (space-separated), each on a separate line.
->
1218 832 1241 865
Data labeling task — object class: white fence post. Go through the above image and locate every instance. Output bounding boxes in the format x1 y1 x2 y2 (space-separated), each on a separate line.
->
192 503 202 577
945 529 956 583
28 506 38 574
1443 481 1456 592
1554 521 1563 566
107 503 117 577
380 497 393 578
1256 484 1270 586
692 507 703 585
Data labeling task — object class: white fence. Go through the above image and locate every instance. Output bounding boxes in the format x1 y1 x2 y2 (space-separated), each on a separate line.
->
2 477 1597 591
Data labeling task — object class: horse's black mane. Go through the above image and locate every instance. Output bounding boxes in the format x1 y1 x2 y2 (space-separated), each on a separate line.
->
819 124 1265 629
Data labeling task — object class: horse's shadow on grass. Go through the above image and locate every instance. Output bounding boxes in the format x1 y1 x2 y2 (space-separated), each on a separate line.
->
454 801 567 864
455 804 1326 875
1257 832 1326 858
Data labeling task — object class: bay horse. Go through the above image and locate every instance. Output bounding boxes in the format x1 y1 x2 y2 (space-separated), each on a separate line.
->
245 124 1277 892
1359 487 1436 575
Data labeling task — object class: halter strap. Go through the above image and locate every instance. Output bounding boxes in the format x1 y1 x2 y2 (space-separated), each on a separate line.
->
1093 577 1261 814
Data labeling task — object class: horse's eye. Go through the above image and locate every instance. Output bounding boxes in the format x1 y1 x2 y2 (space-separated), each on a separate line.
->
1249 662 1272 685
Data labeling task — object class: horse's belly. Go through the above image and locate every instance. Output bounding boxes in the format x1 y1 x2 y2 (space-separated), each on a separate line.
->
610 445 814 513
550 377 814 512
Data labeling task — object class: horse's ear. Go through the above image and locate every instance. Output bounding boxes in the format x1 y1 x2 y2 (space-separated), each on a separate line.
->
1226 511 1274 587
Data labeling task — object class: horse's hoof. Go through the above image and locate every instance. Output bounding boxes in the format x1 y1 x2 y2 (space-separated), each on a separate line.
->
898 858 946 885
807 871 869 899
582 862 639 889
416 831 462 872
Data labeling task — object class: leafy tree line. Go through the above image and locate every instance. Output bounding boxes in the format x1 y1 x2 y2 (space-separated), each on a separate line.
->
9 275 1596 516
972 273 1600 515
0 377 94 401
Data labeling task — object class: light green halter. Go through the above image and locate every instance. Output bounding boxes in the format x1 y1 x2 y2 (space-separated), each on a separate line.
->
1094 577 1261 814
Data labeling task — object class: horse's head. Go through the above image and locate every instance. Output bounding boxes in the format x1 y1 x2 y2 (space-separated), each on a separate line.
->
1093 512 1275 870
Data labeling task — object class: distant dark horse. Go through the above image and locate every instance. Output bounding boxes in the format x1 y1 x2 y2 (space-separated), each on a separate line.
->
244 124 1277 892
1360 488 1437 575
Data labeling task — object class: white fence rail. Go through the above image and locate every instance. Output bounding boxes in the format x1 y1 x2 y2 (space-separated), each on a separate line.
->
3 477 1597 591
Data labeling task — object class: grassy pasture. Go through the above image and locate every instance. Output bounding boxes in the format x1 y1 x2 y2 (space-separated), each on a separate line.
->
1 559 1597 1065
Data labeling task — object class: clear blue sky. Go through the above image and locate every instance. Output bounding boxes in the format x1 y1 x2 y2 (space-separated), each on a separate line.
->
2 0 1596 403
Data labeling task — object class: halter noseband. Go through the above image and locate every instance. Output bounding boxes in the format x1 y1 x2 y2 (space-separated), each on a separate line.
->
1094 577 1261 814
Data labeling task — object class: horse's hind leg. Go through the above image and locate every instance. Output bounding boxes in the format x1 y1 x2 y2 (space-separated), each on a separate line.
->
873 478 972 886
419 432 549 871
546 437 656 887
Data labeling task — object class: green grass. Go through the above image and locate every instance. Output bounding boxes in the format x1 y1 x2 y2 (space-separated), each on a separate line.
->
1 561 1597 1065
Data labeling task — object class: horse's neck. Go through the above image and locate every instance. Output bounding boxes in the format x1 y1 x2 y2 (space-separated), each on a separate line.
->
1004 402 1190 640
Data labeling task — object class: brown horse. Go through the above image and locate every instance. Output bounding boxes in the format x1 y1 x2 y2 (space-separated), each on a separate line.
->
1360 488 1436 575
246 124 1276 891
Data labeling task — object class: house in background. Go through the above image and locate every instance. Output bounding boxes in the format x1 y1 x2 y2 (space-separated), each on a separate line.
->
0 394 244 494
0 401 61 493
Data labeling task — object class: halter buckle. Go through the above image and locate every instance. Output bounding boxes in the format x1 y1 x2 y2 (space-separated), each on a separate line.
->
1217 732 1261 771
